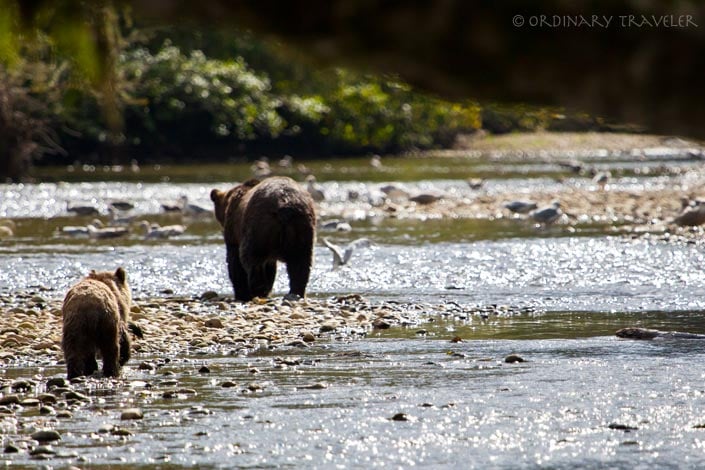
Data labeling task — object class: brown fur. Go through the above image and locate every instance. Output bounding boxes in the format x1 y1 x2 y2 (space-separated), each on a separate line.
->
62 267 132 379
211 176 316 301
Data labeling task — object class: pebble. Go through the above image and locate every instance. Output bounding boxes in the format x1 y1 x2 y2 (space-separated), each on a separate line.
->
65 391 88 401
46 377 69 389
30 445 56 456
301 382 328 390
504 354 525 363
98 424 115 433
0 395 20 405
200 291 219 301
390 413 410 421
120 408 144 420
31 429 61 442
608 423 638 431
38 393 57 404
204 318 224 328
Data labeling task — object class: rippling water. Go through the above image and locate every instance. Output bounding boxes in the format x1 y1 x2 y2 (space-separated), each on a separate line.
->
2 158 705 468
2 233 704 313
6 334 705 469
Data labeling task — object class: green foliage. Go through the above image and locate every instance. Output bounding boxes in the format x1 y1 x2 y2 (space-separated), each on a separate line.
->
315 70 480 153
4 15 483 170
122 44 285 143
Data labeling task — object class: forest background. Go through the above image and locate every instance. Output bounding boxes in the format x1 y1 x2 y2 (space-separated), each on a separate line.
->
0 4 614 182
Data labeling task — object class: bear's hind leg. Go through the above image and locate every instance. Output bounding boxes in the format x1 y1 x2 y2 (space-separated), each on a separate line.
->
249 261 277 298
84 354 98 376
119 325 131 366
227 243 252 301
285 254 312 298
99 325 121 378
66 353 90 379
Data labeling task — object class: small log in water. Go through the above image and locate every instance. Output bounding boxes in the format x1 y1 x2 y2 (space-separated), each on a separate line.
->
616 327 705 340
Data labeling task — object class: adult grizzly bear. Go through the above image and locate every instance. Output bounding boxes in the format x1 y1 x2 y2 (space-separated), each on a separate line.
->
210 176 316 301
62 267 133 379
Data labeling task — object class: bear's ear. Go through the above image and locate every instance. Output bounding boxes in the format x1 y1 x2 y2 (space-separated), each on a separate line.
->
210 189 223 203
115 267 127 284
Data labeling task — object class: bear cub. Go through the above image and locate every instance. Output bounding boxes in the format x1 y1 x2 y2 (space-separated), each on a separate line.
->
62 267 133 379
211 176 316 301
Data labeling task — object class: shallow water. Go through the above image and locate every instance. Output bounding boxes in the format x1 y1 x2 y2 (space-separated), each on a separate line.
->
2 156 705 468
5 332 705 469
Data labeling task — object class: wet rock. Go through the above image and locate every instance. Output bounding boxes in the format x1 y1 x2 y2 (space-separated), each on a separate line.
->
56 411 72 418
608 423 638 431
277 357 301 366
46 377 69 389
0 395 20 405
450 336 463 343
111 428 133 437
390 413 410 421
200 291 219 301
302 332 316 343
120 408 143 420
319 322 338 333
38 393 57 404
98 424 115 433
372 318 391 329
504 354 525 363
31 429 61 442
11 380 34 392
247 383 264 392
4 444 20 453
138 361 157 371
301 382 328 390
204 318 223 329
220 381 237 388
65 391 88 401
188 406 212 415
30 445 56 456
39 406 55 415
198 365 211 373
20 398 40 407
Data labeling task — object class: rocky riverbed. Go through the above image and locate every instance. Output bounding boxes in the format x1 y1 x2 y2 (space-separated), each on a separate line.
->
0 291 535 367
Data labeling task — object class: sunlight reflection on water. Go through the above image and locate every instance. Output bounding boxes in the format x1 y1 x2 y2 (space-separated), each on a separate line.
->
2 237 704 313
